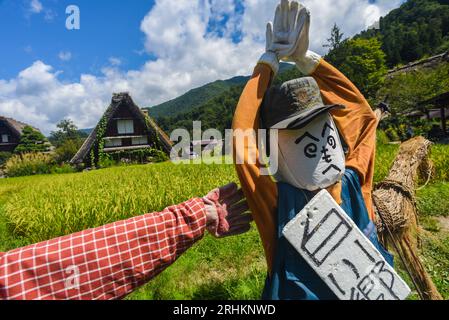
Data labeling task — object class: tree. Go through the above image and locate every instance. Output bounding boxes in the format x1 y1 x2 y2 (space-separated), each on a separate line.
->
323 23 345 51
325 37 388 98
14 126 50 154
49 119 87 148
375 62 449 140
54 139 84 163
357 0 449 67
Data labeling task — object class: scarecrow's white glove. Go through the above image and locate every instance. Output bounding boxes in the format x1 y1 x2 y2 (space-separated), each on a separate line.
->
202 183 252 238
294 50 322 75
277 1 321 75
258 0 310 75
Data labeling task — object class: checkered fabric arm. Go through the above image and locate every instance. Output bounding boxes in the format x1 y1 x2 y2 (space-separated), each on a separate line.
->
0 198 207 300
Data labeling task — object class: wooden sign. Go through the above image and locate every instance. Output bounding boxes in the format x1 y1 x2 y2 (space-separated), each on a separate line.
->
282 190 411 300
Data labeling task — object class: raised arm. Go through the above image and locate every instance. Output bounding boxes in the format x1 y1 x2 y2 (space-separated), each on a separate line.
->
0 184 251 300
231 0 311 273
232 63 278 273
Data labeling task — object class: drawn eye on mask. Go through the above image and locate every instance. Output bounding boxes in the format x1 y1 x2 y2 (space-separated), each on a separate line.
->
322 122 337 150
295 132 319 158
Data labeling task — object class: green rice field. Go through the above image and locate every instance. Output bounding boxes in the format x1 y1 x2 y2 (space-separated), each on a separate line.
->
0 144 448 300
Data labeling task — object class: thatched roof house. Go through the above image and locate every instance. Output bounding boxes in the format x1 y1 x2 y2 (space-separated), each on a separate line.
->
387 51 449 77
0 116 42 153
70 92 172 165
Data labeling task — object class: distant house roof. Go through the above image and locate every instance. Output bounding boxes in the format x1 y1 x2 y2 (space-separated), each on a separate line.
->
0 116 39 136
418 92 449 108
388 51 449 76
71 93 173 164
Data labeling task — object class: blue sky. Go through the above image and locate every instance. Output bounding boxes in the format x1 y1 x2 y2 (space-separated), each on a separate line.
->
0 0 156 80
0 0 404 134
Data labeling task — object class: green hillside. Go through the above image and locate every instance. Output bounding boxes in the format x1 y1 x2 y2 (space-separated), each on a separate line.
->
157 65 302 135
358 0 449 67
147 63 295 120
147 76 249 119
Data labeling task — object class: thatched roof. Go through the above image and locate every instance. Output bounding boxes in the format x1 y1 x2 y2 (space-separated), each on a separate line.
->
0 116 39 137
418 92 449 108
70 93 172 164
388 51 449 76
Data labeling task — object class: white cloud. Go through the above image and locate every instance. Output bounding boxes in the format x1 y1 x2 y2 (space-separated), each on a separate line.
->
109 57 122 66
27 0 56 21
58 51 72 62
29 0 43 14
1 0 403 135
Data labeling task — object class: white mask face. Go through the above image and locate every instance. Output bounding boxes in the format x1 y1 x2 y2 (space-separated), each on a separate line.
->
275 112 345 191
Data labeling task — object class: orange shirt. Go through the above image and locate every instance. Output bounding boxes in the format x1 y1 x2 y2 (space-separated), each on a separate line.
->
232 59 378 273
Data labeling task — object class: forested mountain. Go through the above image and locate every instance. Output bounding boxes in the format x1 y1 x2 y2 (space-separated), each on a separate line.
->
359 0 449 67
147 63 294 119
147 76 249 119
157 85 243 135
156 65 302 135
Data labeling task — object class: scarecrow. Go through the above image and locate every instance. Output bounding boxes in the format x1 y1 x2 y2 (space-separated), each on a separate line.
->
232 0 393 300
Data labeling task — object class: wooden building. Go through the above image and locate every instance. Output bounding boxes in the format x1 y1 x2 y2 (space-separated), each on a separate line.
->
71 92 172 166
0 116 38 153
418 92 449 137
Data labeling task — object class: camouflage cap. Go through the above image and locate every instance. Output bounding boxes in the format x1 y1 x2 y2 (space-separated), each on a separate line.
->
261 77 345 130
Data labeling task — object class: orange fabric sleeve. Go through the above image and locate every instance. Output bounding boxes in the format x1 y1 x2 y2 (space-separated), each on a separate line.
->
232 63 278 273
312 60 378 221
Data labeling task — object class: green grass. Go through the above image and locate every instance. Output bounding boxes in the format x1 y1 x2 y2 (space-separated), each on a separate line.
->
374 143 399 183
0 162 238 244
417 182 449 217
0 161 267 300
0 144 448 299
430 144 449 183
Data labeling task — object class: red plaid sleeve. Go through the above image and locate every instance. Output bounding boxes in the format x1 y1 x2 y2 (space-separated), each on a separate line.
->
0 198 207 300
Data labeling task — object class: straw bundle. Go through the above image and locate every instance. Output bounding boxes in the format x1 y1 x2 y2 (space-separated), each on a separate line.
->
373 136 442 300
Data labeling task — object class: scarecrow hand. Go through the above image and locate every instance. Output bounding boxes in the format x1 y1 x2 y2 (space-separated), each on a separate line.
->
203 183 252 238
282 2 322 75
259 0 310 75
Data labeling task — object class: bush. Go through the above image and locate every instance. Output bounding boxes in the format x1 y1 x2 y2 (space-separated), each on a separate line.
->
14 126 50 154
106 148 169 167
4 153 54 177
0 152 12 166
385 127 400 142
50 163 76 175
98 155 116 169
54 139 84 164
147 149 169 163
